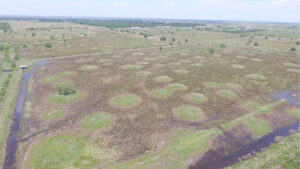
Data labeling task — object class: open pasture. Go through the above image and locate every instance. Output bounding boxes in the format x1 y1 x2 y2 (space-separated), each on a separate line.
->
17 30 300 169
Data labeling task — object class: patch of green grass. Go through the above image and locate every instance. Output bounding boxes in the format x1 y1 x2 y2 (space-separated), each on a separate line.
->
109 94 142 109
166 83 188 92
285 108 300 117
217 89 238 99
121 64 143 70
150 88 172 98
83 112 113 130
282 62 300 68
153 76 173 83
98 59 114 65
136 71 151 77
222 114 272 138
236 55 247 59
169 62 181 66
190 63 203 67
132 52 144 56
111 55 123 59
229 133 300 169
40 71 76 83
108 128 221 169
174 105 206 121
29 135 116 169
44 108 65 120
79 65 99 71
183 93 208 104
231 64 245 69
49 90 85 104
173 69 189 75
143 57 156 62
286 68 300 73
136 61 148 65
245 74 266 80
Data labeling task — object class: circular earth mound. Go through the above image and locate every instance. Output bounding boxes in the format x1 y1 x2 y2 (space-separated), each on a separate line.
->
174 105 206 121
166 83 188 92
143 57 156 62
152 64 165 69
231 64 245 69
150 88 171 98
109 94 142 109
121 64 143 70
83 112 113 130
173 69 189 75
183 93 208 104
246 74 266 80
98 59 114 65
44 108 65 120
111 55 123 59
136 71 151 77
136 61 149 65
217 89 237 99
79 65 99 71
153 76 173 83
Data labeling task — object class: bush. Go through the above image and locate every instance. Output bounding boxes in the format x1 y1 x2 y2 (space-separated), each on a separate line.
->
57 86 76 96
44 43 52 48
32 32 36 36
185 39 188 43
160 37 166 41
220 43 226 48
209 48 214 54
296 41 300 45
254 42 259 46
290 48 296 52
143 34 148 38
172 38 176 42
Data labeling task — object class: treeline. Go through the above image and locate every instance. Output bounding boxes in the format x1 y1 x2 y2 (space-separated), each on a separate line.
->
0 22 11 30
68 19 204 28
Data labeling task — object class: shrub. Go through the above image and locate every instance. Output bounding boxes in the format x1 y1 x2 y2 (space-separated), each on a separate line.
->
209 48 214 53
220 43 226 48
160 37 166 41
254 42 259 46
32 32 36 36
44 43 52 48
57 86 76 96
143 34 148 38
172 38 176 42
290 48 296 52
185 38 188 43
296 41 300 45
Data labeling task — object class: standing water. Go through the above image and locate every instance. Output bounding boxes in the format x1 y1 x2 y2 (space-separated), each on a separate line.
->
3 61 48 169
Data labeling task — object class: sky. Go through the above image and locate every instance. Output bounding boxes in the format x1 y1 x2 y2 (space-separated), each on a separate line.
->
1 0 300 22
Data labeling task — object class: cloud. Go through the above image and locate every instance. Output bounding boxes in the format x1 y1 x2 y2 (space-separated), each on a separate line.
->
113 1 129 7
161 1 176 6
271 0 289 6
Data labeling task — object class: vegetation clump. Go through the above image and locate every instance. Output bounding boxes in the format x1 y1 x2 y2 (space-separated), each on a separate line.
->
109 94 142 109
174 105 206 121
83 112 113 130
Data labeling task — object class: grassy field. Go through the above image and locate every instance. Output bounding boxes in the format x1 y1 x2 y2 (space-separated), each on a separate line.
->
228 132 300 169
0 20 299 169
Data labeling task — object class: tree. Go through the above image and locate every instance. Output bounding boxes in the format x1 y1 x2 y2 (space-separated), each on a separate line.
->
159 46 163 51
220 43 226 48
44 43 52 48
160 37 166 41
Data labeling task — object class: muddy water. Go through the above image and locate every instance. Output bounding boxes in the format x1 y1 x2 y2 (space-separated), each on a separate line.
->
3 61 47 169
189 90 300 169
